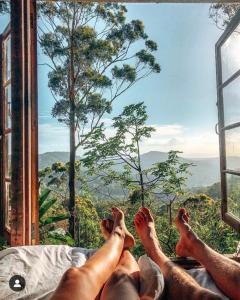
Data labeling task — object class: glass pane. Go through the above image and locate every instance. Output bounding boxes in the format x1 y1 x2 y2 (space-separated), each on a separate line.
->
5 133 11 178
225 127 240 171
5 181 11 228
227 174 240 220
5 84 11 129
223 76 240 126
3 35 11 82
221 24 240 82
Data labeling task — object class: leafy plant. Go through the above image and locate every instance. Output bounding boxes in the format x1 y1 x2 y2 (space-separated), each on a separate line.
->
83 102 192 220
39 188 69 228
75 196 101 249
0 235 8 251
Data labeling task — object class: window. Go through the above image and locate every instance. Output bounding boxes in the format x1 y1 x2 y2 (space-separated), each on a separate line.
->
0 0 39 246
0 26 11 233
216 10 240 231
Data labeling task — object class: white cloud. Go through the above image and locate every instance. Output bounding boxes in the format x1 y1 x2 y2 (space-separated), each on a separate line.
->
39 122 219 158
39 123 69 153
139 124 219 158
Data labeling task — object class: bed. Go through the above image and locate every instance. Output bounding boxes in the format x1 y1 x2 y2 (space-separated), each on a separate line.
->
0 245 229 300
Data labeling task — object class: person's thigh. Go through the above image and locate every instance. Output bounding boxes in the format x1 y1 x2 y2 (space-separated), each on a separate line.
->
100 269 140 300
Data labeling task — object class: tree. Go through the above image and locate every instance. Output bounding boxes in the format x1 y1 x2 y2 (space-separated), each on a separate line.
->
39 165 101 247
0 1 9 15
209 4 240 30
38 2 160 238
75 195 101 249
39 188 74 246
83 102 192 212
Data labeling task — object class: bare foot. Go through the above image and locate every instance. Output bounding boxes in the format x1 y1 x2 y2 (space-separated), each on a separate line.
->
100 219 113 240
175 208 200 257
105 207 135 249
134 207 160 256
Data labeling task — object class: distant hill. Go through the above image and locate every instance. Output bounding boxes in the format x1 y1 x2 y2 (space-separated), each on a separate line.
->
39 152 80 169
38 151 240 188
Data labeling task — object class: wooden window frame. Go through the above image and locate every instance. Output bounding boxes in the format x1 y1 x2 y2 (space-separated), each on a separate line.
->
0 0 39 246
216 9 240 232
0 24 11 240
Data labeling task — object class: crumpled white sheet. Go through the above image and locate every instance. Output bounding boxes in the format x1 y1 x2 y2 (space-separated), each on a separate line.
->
0 245 229 300
0 245 93 300
187 268 229 300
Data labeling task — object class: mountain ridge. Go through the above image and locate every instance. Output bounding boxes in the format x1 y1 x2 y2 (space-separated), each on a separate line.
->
38 151 240 188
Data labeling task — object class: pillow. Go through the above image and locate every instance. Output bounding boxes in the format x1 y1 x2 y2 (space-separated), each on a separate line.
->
138 254 165 300
138 255 229 300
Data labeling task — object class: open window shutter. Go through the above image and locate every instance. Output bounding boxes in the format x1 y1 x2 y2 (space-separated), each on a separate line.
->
216 10 240 231
0 0 39 246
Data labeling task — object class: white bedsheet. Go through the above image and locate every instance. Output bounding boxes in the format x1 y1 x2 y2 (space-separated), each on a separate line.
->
0 245 94 300
0 245 229 300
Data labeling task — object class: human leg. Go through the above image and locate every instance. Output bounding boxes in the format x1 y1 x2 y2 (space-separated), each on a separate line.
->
99 219 140 300
50 207 135 300
175 208 240 300
134 207 222 300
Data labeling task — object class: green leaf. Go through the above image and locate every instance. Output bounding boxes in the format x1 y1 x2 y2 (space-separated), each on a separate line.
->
39 198 57 219
39 189 51 208
40 214 69 227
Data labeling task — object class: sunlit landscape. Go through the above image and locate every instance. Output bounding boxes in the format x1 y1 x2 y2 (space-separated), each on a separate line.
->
0 2 239 256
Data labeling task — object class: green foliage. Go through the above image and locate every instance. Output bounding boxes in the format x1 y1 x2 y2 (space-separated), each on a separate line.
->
0 235 8 251
182 194 239 254
96 193 239 257
194 182 221 200
84 102 192 212
227 175 240 220
44 229 75 247
39 164 239 257
39 188 69 228
0 1 9 15
38 2 160 237
39 187 74 246
39 161 89 199
209 4 240 29
75 196 101 249
38 3 160 149
39 174 102 248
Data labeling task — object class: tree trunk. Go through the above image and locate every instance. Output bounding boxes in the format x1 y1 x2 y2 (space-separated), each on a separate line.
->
140 172 145 207
68 9 76 240
136 137 145 207
169 202 172 225
68 104 76 239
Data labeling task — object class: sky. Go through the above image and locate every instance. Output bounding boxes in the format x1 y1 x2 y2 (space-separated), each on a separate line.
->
0 3 223 158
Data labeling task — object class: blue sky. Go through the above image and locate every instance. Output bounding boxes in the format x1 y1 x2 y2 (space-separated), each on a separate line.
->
0 4 223 157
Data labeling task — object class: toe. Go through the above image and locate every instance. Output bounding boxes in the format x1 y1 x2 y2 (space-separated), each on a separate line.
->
111 207 118 218
177 208 189 223
134 218 141 229
112 207 123 217
176 208 185 221
135 213 143 224
101 219 107 228
138 211 146 221
106 219 113 232
106 219 110 232
141 207 154 222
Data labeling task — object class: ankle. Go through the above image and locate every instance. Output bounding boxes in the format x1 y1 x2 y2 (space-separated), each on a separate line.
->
112 227 125 240
189 237 205 258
